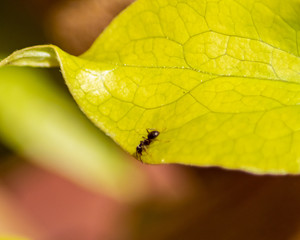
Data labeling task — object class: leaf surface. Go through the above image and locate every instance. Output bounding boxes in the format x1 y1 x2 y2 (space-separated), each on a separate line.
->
1 0 300 174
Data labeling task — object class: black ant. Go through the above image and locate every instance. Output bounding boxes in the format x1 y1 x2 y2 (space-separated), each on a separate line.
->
136 129 160 160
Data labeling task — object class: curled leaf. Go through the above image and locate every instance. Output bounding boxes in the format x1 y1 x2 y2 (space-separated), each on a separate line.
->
1 0 300 174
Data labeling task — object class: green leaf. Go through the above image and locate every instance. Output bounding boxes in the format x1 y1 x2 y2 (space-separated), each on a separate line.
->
1 0 300 174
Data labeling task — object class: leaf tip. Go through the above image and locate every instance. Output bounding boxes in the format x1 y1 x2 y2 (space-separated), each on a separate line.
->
0 56 10 67
0 45 60 68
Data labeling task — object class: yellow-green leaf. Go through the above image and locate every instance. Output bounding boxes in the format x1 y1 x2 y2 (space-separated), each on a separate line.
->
1 0 300 174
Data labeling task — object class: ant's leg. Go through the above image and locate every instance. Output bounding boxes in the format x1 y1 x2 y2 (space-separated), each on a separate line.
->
142 144 148 152
146 128 156 133
135 151 143 162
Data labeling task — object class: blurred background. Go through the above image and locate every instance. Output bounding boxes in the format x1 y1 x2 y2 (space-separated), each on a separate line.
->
1 1 300 240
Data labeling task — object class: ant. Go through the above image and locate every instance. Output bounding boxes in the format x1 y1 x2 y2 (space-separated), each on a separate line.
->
136 129 160 160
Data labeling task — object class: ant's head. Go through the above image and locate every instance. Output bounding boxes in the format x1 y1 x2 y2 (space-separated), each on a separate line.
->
147 130 160 140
